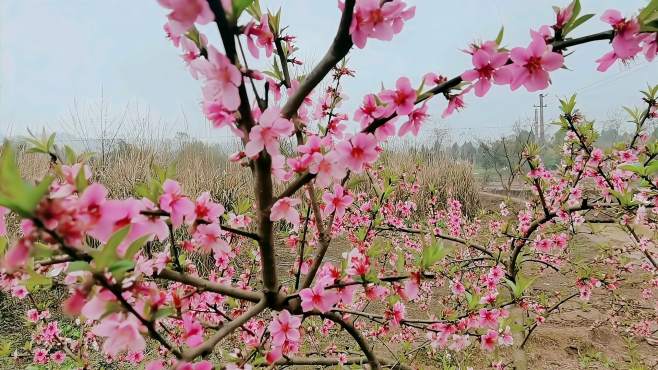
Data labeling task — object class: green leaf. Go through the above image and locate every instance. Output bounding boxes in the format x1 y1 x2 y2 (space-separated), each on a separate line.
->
571 0 581 21
0 143 54 217
236 198 252 214
465 291 480 309
396 250 406 272
92 226 130 270
232 0 256 22
64 145 77 165
0 236 7 257
108 260 134 281
495 26 504 46
75 166 88 193
639 0 658 22
619 164 646 176
246 0 262 18
645 159 658 175
512 273 536 298
124 235 151 260
505 278 517 295
67 261 91 272
152 306 176 321
0 339 11 357
566 14 594 34
32 242 54 259
25 271 52 292
420 238 448 269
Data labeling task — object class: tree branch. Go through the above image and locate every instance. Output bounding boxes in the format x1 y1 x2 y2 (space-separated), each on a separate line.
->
158 269 262 303
182 299 266 361
322 312 381 370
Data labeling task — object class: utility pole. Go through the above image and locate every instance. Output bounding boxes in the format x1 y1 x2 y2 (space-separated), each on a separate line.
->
533 107 539 140
534 94 547 144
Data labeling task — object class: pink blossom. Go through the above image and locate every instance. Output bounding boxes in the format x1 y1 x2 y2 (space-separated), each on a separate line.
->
193 192 224 223
126 351 145 364
244 107 294 158
244 15 275 58
554 2 575 29
92 313 146 356
270 197 301 227
177 360 214 370
63 289 87 316
159 180 195 228
182 313 204 347
180 35 206 71
334 133 379 173
398 103 429 136
164 22 181 47
0 206 7 235
268 310 302 346
299 279 340 313
322 185 354 217
355 94 387 127
193 223 230 256
194 46 242 110
26 308 40 323
461 49 511 97
33 348 48 364
478 308 499 329
346 0 415 49
508 35 564 92
51 350 66 364
481 329 498 352
82 288 115 320
423 72 447 87
442 93 466 118
203 101 236 129
379 77 417 116
387 301 406 326
266 346 283 364
451 280 466 296
602 10 642 58
596 10 642 71
3 239 31 272
643 34 657 62
79 183 108 225
372 120 397 141
157 0 214 36
308 152 346 188
498 326 514 346
448 334 471 351
146 360 166 370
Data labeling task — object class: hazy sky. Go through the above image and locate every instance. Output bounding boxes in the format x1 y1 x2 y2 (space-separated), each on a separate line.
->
1 1 657 143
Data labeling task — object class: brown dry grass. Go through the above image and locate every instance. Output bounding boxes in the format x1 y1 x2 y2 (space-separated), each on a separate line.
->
11 139 479 215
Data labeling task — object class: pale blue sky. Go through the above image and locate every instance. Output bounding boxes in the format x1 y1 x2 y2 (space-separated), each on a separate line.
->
1 1 657 143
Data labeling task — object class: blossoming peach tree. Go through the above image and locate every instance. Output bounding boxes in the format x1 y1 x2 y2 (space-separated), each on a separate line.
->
1 0 658 369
